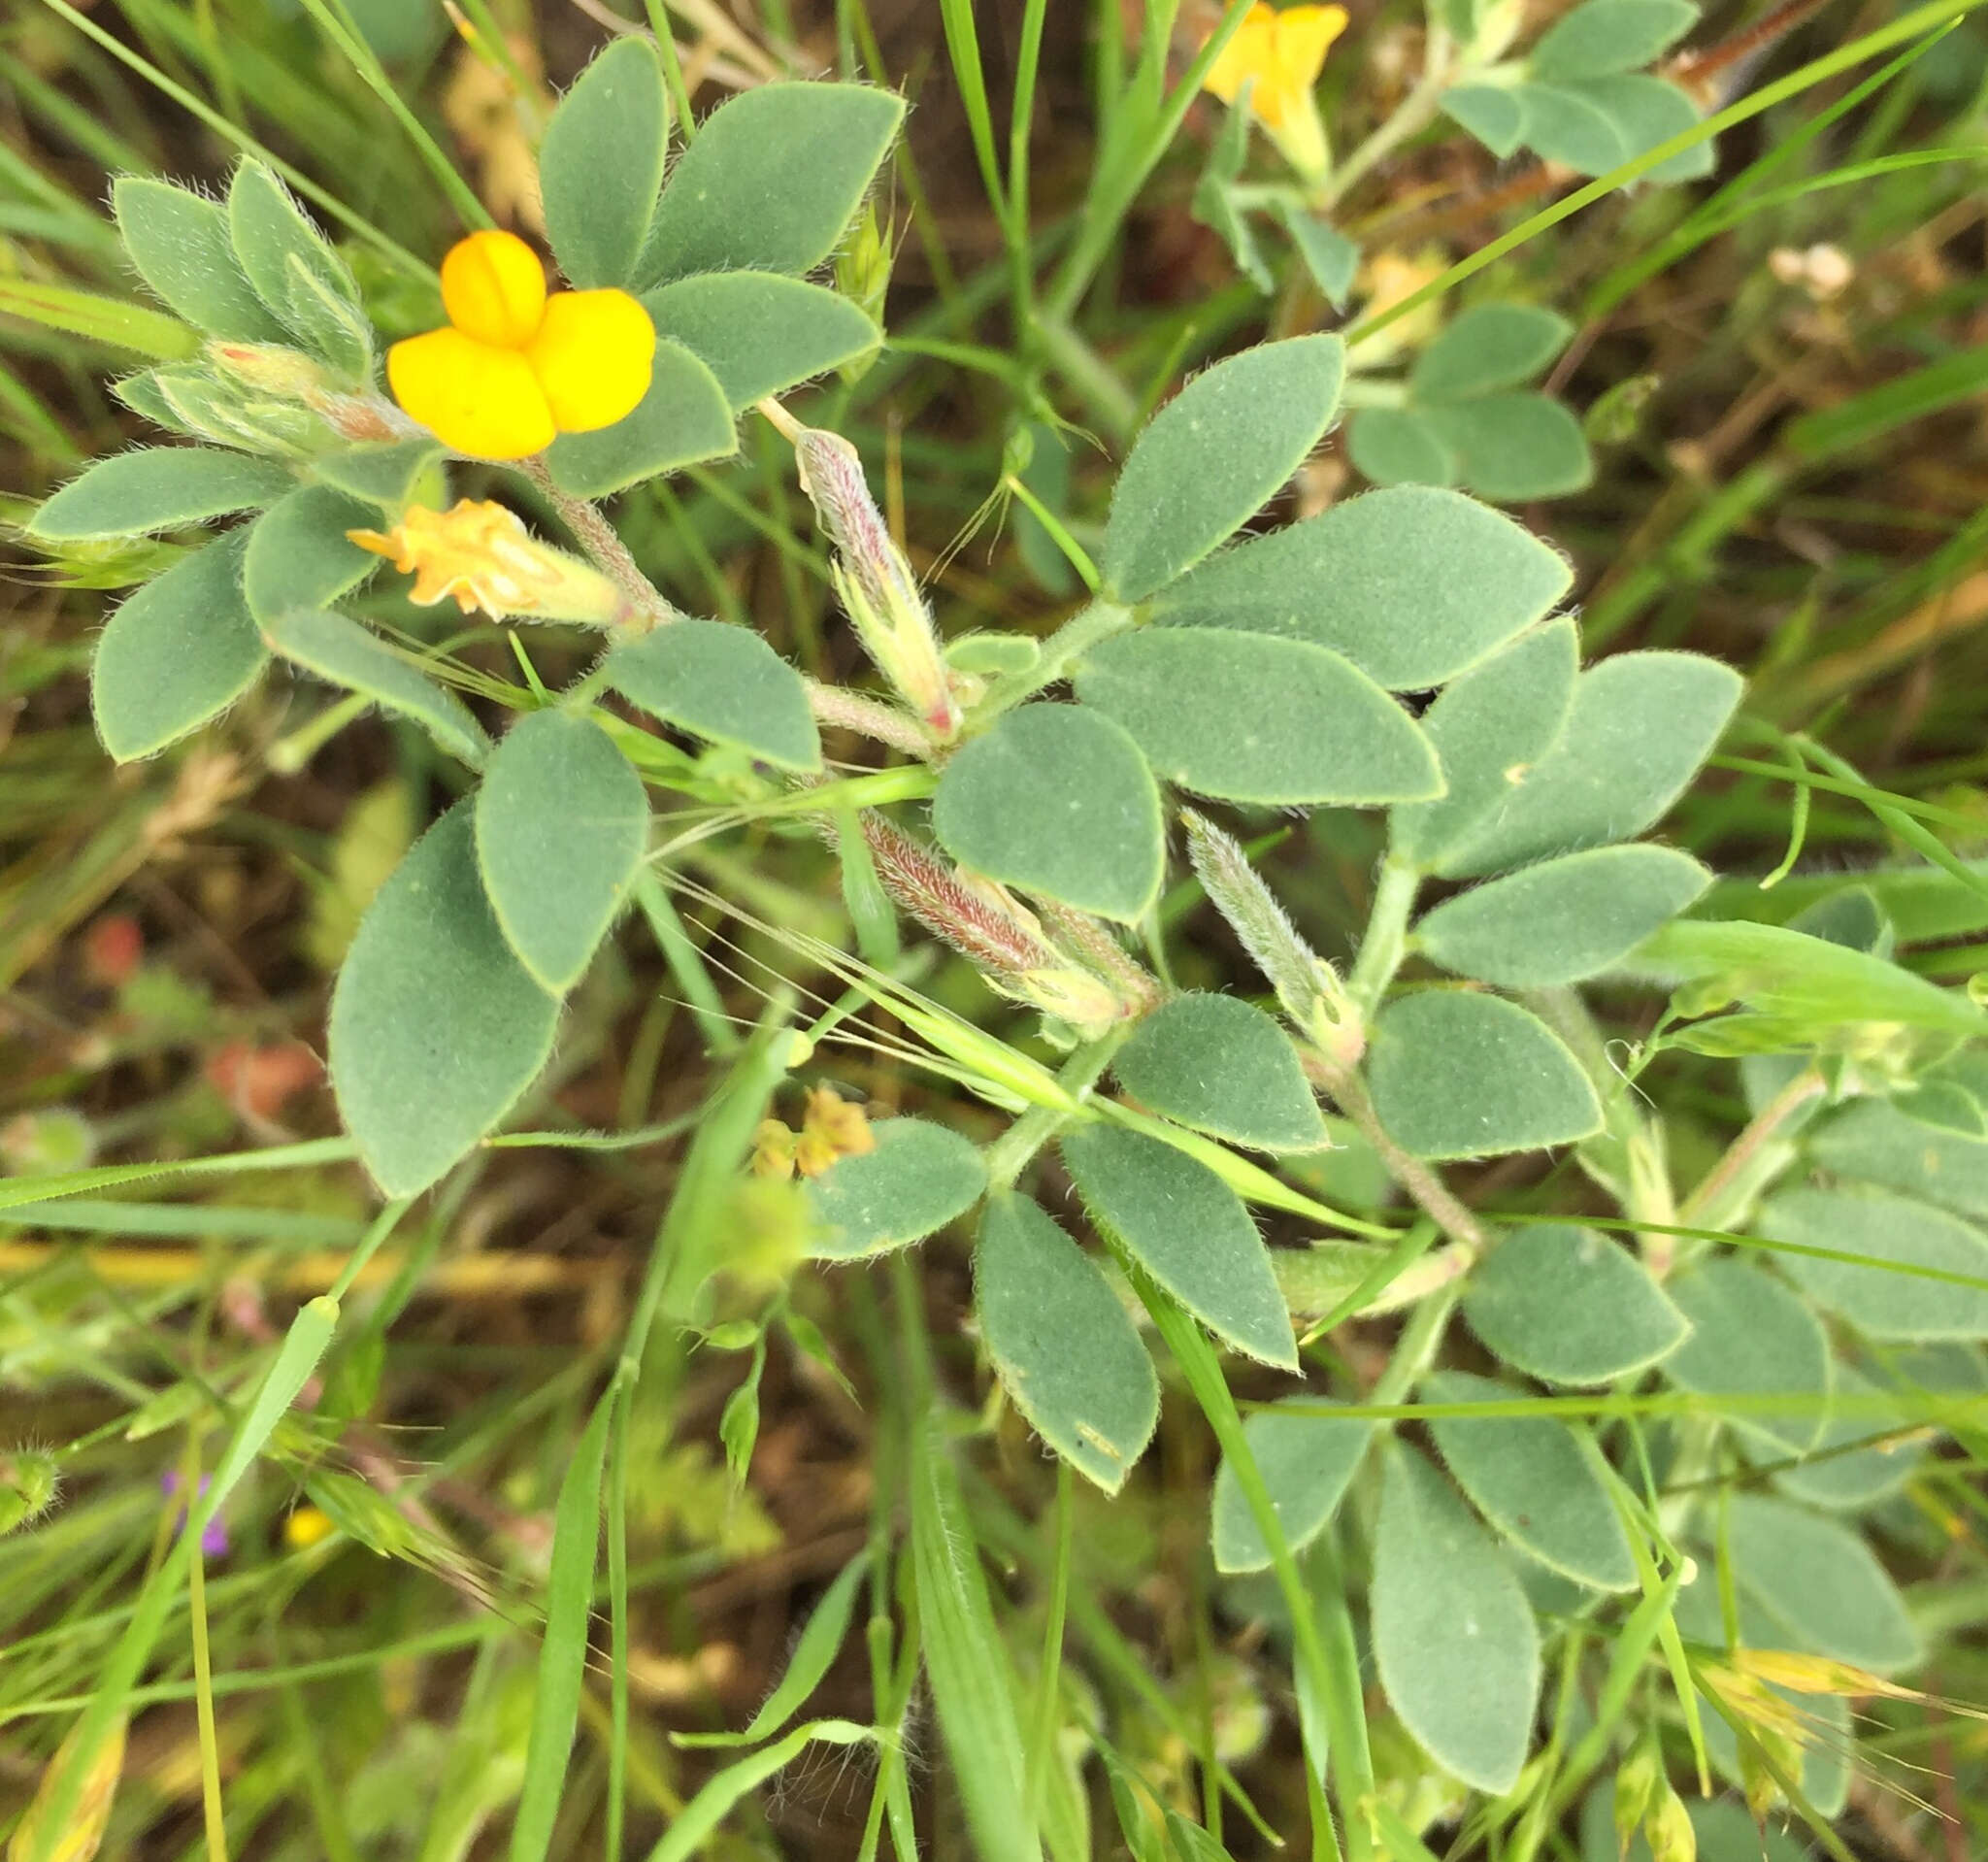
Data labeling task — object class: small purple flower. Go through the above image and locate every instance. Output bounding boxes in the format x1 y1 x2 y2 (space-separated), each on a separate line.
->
160 1471 228 1557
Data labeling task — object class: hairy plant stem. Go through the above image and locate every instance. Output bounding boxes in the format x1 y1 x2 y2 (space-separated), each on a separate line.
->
982 1030 1132 1189
1303 1051 1487 1261
805 681 937 758
1677 1066 1826 1231
520 456 673 629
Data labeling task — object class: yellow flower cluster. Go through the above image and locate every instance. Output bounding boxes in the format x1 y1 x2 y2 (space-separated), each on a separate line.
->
1203 3 1348 183
387 229 653 459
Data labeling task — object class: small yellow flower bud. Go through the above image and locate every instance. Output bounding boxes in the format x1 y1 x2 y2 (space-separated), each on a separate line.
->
207 340 331 399
348 499 630 624
284 1505 336 1549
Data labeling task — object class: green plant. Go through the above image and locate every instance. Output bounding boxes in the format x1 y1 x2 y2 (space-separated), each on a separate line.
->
8 3 1988 1859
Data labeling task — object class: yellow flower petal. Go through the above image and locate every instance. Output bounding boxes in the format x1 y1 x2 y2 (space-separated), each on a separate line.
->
439 228 547 348
525 288 655 434
1274 5 1348 91
386 326 556 459
1202 4 1278 108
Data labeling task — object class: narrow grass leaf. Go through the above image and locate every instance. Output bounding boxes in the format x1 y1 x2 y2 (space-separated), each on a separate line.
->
510 1392 614 1862
678 1551 871 1746
911 1421 1042 1862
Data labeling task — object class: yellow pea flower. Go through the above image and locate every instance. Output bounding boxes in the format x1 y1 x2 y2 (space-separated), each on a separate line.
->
1203 3 1349 184
386 229 655 460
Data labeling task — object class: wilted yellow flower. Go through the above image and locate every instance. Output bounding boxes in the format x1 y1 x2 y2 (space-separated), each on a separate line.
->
804 1086 876 1162
387 229 653 458
348 499 625 623
752 1089 876 1182
1203 4 1349 183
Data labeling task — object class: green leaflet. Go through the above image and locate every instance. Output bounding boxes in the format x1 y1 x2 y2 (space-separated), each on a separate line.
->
1420 393 1594 502
1371 1444 1541 1794
265 609 490 768
974 1194 1158 1492
33 448 294 541
1392 618 1580 869
1664 1259 1831 1457
1758 1184 1988 1341
539 36 669 289
90 529 267 761
1413 844 1711 987
606 617 820 772
931 705 1163 923
1346 407 1460 489
225 160 364 367
1076 629 1440 807
474 710 649 994
805 1118 988 1259
242 482 379 621
1435 650 1742 879
1422 1371 1637 1590
1366 990 1603 1159
1209 1397 1375 1573
1530 0 1699 81
1410 304 1573 401
328 804 559 1197
1462 1223 1689 1384
1758 1365 1921 1512
1724 1493 1921 1675
112 176 287 343
545 341 737 497
312 439 445 511
1060 1123 1296 1370
1111 993 1327 1152
644 274 879 412
640 83 905 284
1101 335 1345 604
1806 1095 1988 1219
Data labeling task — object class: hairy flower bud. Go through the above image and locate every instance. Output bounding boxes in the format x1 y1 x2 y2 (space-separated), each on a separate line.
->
1182 810 1361 1063
794 428 961 738
854 813 1146 1038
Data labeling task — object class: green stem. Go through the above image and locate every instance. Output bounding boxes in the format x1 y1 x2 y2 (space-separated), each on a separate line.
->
1345 855 1418 1019
1315 30 1455 211
973 599 1134 724
983 1031 1129 1188
1035 314 1139 442
521 457 673 627
633 870 740 1056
